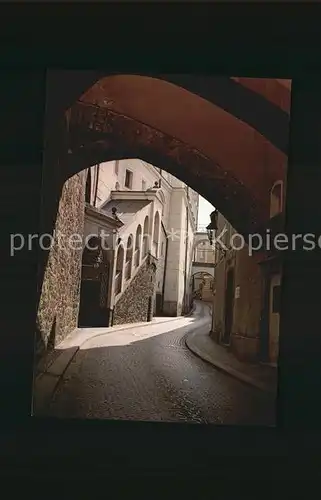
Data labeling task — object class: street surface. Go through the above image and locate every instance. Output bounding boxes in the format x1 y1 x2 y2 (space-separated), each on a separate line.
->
45 302 276 425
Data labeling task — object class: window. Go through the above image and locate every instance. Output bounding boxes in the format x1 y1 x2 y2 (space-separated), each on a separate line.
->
270 181 283 218
125 169 133 189
142 179 146 191
115 160 119 175
161 242 164 256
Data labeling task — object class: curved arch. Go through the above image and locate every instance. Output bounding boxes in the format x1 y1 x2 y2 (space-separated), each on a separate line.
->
66 101 267 237
125 234 134 280
192 271 214 279
135 224 142 267
78 75 287 202
58 71 290 151
270 180 283 218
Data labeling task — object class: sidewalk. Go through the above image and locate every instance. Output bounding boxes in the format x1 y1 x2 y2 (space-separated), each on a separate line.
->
185 329 278 395
33 305 197 414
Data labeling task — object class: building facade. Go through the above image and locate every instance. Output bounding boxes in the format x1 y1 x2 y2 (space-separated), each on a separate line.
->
191 230 215 302
80 159 199 327
36 158 199 359
211 180 284 365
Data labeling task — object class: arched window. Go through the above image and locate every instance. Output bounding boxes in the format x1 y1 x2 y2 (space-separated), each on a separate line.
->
143 216 149 258
125 235 133 280
135 225 142 267
85 169 91 204
115 181 120 191
115 245 124 295
153 211 160 258
270 181 283 218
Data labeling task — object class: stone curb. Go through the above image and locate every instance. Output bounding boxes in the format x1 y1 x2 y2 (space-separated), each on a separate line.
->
185 331 276 396
33 346 79 415
33 303 197 414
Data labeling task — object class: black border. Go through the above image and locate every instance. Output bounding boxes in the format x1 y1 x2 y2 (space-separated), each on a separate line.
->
1 0 321 481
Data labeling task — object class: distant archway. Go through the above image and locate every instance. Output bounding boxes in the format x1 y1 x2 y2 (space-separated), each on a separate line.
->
115 244 125 296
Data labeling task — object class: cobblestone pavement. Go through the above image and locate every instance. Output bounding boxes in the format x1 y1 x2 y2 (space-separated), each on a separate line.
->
45 302 276 425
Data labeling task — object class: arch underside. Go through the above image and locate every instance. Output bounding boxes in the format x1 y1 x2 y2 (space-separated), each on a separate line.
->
54 71 290 154
79 76 287 199
193 238 212 250
65 102 266 237
57 72 290 238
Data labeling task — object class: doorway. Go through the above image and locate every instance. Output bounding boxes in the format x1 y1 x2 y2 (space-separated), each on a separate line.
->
223 267 234 345
78 237 110 327
79 279 103 327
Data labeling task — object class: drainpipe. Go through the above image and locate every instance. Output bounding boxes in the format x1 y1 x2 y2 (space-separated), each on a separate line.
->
93 163 100 208
161 221 168 313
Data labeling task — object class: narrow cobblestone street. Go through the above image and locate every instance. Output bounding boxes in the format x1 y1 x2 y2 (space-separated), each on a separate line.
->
45 302 276 425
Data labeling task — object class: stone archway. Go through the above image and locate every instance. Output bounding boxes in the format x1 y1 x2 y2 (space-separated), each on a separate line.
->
65 101 267 237
192 271 214 300
51 71 291 154
70 73 288 229
37 72 291 352
47 73 291 243
47 73 290 239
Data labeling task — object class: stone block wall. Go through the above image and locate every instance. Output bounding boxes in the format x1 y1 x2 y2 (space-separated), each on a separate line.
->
36 171 86 357
113 258 157 325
